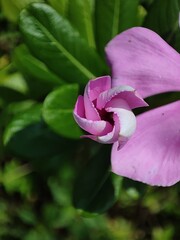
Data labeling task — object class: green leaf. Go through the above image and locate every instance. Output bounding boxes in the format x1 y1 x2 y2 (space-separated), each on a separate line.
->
42 84 82 139
1 0 20 23
140 0 154 9
137 5 147 26
0 72 28 94
6 100 37 116
73 145 116 213
1 0 43 23
0 100 36 134
19 3 106 85
4 101 78 174
5 120 79 177
2 160 32 196
68 0 96 48
0 87 26 106
13 45 63 98
3 104 42 145
47 0 69 17
95 0 139 57
24 226 53 240
43 203 75 228
5 121 64 159
47 0 95 47
118 0 139 32
0 60 27 107
143 0 179 40
17 206 37 225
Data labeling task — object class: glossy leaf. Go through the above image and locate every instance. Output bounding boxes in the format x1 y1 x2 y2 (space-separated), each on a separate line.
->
4 104 42 145
95 0 139 57
48 0 95 47
143 0 180 39
13 45 63 98
19 3 106 85
0 100 36 135
6 121 66 160
43 84 82 139
118 0 139 32
4 102 78 174
73 145 116 213
47 0 69 17
6 122 78 176
68 0 95 48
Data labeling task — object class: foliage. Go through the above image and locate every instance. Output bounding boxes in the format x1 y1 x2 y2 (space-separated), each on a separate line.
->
0 0 180 239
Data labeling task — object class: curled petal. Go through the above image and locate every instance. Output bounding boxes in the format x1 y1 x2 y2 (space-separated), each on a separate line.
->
73 96 112 135
106 101 136 149
83 100 136 145
111 101 180 186
97 114 120 144
86 99 136 145
84 76 111 120
85 76 111 101
96 85 148 110
106 27 180 98
82 113 120 144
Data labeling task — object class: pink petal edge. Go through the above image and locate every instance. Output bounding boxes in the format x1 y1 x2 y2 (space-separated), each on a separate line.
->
73 96 112 136
97 85 148 110
106 27 180 98
84 76 111 120
111 101 180 186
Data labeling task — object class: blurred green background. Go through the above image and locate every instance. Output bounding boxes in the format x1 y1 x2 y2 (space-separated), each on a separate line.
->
0 0 180 239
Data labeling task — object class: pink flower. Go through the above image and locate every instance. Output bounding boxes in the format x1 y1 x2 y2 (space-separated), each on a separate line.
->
73 76 147 149
106 27 180 186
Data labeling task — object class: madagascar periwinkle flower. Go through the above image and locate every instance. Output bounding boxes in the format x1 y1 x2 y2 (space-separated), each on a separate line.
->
73 76 147 149
74 27 180 187
106 27 180 187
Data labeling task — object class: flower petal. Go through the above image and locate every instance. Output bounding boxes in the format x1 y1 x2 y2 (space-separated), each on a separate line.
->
91 99 136 145
111 101 180 186
97 114 120 144
73 96 112 135
106 99 136 149
96 85 148 110
81 105 121 144
84 76 111 120
106 27 180 98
